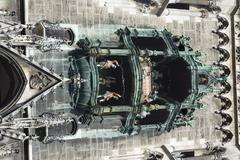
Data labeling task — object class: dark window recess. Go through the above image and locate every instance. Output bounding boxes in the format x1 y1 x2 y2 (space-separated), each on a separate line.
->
0 55 23 108
151 57 191 103
98 56 131 106
131 37 168 51
179 151 195 158
180 108 188 115
66 29 75 45
138 109 170 125
166 58 191 102
167 3 190 10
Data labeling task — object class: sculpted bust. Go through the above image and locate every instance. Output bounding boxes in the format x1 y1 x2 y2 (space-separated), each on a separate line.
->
29 72 51 90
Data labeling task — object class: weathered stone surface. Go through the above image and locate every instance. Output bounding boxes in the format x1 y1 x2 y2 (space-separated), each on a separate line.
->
2 0 238 159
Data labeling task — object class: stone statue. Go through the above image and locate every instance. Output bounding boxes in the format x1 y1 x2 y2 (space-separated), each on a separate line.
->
97 60 120 69
144 149 164 160
98 91 122 102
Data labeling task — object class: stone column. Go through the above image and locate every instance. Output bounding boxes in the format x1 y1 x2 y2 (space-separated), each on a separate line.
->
109 154 145 160
169 0 209 6
108 149 164 160
162 8 211 18
96 48 131 56
33 20 74 45
169 142 228 159
90 40 124 49
93 105 134 115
